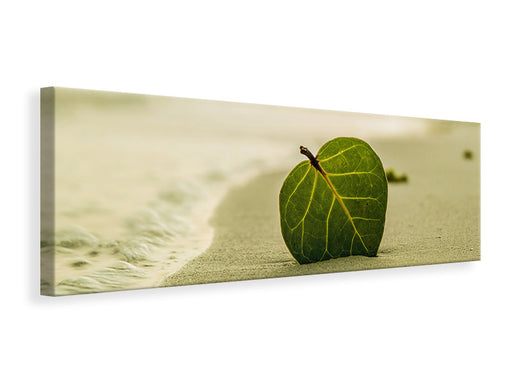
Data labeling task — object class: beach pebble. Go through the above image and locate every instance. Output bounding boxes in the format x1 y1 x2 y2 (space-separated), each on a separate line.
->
71 259 90 268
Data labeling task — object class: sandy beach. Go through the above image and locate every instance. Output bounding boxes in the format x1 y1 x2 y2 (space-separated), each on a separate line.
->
162 125 480 287
42 88 480 295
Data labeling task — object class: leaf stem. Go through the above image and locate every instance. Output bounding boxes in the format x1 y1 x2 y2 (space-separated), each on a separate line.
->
300 146 326 176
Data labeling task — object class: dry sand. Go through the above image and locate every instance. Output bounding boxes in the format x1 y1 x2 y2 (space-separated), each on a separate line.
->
161 125 480 287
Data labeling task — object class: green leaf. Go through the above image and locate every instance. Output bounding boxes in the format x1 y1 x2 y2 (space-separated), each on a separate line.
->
279 137 388 264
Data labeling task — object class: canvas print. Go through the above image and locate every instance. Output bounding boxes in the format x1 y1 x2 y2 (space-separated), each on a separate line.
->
40 87 480 296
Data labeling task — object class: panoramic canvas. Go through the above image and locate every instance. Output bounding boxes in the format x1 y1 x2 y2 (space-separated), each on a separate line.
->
41 88 480 296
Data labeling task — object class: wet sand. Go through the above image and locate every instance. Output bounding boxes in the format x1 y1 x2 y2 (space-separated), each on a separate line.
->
161 126 480 287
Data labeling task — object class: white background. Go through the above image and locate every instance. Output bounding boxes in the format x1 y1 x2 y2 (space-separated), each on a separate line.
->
2 1 511 383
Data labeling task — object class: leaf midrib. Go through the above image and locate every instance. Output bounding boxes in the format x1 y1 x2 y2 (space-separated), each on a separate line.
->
319 169 370 255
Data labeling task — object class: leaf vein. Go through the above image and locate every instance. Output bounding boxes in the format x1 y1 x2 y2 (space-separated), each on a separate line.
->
291 171 318 232
350 233 356 255
318 144 366 163
322 195 336 261
284 163 311 212
320 173 370 254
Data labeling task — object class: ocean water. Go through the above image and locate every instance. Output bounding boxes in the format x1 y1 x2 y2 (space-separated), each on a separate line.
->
41 89 431 295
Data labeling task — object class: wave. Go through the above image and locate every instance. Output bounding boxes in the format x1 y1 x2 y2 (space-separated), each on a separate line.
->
49 154 287 295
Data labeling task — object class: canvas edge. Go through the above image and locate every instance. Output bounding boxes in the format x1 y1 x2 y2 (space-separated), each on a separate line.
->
40 87 56 296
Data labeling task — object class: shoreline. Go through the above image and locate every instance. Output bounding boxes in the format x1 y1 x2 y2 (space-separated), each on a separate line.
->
161 126 480 288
